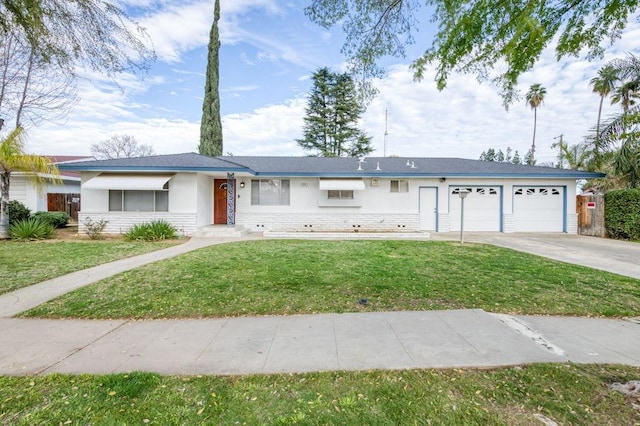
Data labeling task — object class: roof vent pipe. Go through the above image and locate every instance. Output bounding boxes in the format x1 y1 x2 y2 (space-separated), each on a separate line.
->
376 162 381 171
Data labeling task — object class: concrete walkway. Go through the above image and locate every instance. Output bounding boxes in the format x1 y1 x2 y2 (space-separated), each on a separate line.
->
1 233 639 376
432 232 640 280
0 236 249 318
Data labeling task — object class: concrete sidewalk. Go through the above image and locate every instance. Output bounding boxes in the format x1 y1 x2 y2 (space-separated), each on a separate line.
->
2 233 639 376
1 310 639 376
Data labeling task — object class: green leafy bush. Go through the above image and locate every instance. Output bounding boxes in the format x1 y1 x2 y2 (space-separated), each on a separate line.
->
124 220 177 241
8 200 31 224
83 217 109 240
33 211 70 228
604 189 640 240
9 218 55 240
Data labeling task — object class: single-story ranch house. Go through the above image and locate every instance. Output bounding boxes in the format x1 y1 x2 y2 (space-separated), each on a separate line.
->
58 153 604 235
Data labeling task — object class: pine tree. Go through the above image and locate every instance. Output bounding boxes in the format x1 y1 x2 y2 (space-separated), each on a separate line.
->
298 68 373 157
199 0 223 157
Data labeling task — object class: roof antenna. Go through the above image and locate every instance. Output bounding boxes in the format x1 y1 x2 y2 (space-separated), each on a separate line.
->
383 109 389 157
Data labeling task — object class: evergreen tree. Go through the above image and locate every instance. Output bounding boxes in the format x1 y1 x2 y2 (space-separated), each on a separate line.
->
512 150 522 164
298 67 373 157
199 0 223 157
525 148 537 166
480 147 522 164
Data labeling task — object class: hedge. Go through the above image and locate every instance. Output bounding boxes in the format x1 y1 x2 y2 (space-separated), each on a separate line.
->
604 189 640 240
33 211 70 228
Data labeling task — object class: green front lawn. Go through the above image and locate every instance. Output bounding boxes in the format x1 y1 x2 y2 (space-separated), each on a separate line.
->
0 240 182 295
22 240 640 319
1 364 638 425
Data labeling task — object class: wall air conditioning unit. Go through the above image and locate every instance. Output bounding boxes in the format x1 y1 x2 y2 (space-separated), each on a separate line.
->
371 178 379 187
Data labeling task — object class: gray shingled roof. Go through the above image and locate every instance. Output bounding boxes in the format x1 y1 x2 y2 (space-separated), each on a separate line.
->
58 152 604 179
58 152 242 171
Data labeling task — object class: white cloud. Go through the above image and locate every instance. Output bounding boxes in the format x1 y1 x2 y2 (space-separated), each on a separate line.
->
222 98 306 155
19 3 640 167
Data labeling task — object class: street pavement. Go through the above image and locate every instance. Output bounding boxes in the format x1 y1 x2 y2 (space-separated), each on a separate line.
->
1 233 639 376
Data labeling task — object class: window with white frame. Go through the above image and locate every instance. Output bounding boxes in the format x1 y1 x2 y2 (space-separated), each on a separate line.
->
328 190 354 199
390 179 409 193
109 190 169 212
251 179 290 205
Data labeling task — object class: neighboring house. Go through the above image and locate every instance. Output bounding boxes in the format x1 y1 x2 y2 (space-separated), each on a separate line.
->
9 156 93 218
58 153 604 235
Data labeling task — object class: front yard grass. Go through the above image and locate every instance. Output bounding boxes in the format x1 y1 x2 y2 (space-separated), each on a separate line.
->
1 364 638 425
0 240 182 295
22 240 640 319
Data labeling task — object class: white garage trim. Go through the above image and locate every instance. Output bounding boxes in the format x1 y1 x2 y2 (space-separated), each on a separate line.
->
512 186 566 232
449 186 502 232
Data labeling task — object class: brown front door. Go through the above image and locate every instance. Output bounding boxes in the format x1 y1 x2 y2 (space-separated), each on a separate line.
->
214 179 228 224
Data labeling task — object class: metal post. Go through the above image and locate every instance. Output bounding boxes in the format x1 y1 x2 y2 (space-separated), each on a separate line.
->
457 188 470 244
460 196 465 244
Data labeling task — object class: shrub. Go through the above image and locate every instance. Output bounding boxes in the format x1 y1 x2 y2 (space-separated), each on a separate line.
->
604 189 640 240
9 218 55 240
8 200 31 224
124 220 177 241
83 217 109 240
33 211 70 228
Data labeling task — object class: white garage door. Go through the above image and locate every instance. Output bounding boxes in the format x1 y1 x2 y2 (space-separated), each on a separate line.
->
449 186 501 231
513 186 564 232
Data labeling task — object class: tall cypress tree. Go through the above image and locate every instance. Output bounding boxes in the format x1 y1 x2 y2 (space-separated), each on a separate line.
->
199 0 223 157
297 67 373 157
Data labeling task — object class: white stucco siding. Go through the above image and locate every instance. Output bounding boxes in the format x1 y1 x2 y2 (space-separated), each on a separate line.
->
196 173 213 226
235 176 579 233
168 173 198 213
8 176 28 206
79 172 199 235
236 177 426 231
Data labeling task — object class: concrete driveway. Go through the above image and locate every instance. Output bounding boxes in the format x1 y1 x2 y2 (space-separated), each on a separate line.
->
433 233 640 279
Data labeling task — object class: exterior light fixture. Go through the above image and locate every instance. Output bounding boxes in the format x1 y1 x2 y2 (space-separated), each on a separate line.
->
240 181 245 189
458 188 471 244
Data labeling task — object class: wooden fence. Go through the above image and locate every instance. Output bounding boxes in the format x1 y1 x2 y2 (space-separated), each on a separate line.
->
47 193 80 221
576 194 606 237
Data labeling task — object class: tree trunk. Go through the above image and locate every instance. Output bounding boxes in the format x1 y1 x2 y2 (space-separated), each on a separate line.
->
0 172 11 239
531 107 537 160
198 0 223 157
594 95 604 168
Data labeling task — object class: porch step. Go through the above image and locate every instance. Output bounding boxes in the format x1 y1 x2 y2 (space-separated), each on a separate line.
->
264 231 430 240
193 225 249 238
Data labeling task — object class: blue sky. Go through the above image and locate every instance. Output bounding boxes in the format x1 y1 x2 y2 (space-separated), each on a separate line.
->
24 0 640 164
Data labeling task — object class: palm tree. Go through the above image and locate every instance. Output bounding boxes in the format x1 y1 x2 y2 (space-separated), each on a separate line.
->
551 138 592 170
589 65 618 167
525 84 546 165
611 80 640 114
0 127 60 238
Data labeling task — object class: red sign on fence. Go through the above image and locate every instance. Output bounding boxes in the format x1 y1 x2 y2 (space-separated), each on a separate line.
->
587 202 596 209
